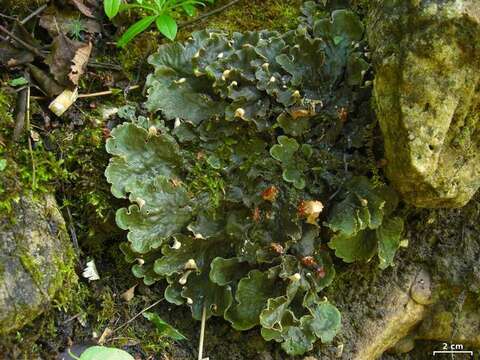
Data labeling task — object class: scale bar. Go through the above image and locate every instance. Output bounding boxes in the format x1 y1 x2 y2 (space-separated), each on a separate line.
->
433 351 473 355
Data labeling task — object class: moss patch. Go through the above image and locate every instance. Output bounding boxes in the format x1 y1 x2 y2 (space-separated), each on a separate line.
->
187 0 302 35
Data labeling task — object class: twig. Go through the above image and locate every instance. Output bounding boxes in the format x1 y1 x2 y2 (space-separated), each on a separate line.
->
65 204 81 258
26 82 37 190
0 13 17 21
198 304 207 360
31 85 140 100
13 86 28 141
0 24 46 58
112 298 164 333
79 85 140 98
87 61 123 71
179 0 241 28
20 4 48 25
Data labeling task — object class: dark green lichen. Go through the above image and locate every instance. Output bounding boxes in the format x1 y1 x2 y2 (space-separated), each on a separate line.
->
106 4 403 355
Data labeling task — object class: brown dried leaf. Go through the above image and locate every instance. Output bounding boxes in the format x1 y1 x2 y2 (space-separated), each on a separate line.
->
0 42 34 67
27 64 64 97
39 6 101 37
120 284 137 302
69 42 92 85
45 34 78 86
71 0 95 18
45 34 91 87
11 22 42 49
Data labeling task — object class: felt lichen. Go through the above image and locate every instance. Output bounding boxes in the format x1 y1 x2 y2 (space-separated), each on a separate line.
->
106 2 403 355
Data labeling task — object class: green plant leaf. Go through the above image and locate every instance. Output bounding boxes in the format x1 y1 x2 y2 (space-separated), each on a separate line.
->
377 216 404 269
210 257 249 286
259 281 300 331
182 3 196 16
328 230 377 263
73 346 134 360
154 234 213 276
301 301 341 343
9 77 28 87
181 271 233 320
104 0 121 19
0 159 7 172
280 326 315 355
143 311 187 340
117 15 157 48
156 14 178 41
226 270 279 330
270 136 299 163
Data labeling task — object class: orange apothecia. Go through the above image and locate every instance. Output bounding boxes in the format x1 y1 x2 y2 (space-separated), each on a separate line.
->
301 256 326 279
270 242 284 255
261 185 279 202
301 256 317 267
338 107 348 122
298 200 324 224
252 207 261 223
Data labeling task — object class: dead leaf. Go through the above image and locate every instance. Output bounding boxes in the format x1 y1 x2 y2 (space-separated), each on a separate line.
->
11 22 42 49
27 64 64 97
69 41 92 85
97 327 113 345
121 284 137 302
71 0 95 18
45 34 91 87
0 22 42 67
39 6 101 37
0 42 34 67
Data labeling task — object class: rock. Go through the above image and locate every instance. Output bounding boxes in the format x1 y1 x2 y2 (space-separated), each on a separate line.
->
389 335 415 354
368 0 480 208
410 269 433 305
0 194 75 334
416 298 480 348
347 270 427 360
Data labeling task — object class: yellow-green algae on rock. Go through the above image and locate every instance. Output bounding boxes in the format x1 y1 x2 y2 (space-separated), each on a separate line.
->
368 0 480 208
0 194 76 334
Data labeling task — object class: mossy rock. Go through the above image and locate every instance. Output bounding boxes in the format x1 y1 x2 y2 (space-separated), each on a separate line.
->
368 0 480 208
0 193 76 334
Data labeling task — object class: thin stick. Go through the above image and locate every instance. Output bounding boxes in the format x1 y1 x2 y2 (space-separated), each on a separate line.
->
179 0 241 28
26 84 37 190
112 298 163 333
198 304 207 360
31 85 140 100
0 24 46 58
87 61 123 71
0 13 17 21
20 4 48 25
65 204 81 258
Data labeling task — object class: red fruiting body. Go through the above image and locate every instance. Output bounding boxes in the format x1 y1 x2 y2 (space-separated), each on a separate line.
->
315 266 326 279
252 207 261 223
102 127 111 139
261 185 279 202
338 107 348 122
297 200 307 217
301 256 317 267
270 242 284 255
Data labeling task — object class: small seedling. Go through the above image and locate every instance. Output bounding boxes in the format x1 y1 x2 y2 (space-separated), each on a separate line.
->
104 0 215 46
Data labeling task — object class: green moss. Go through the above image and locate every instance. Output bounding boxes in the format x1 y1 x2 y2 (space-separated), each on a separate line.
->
181 0 302 36
18 250 43 289
118 32 159 75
